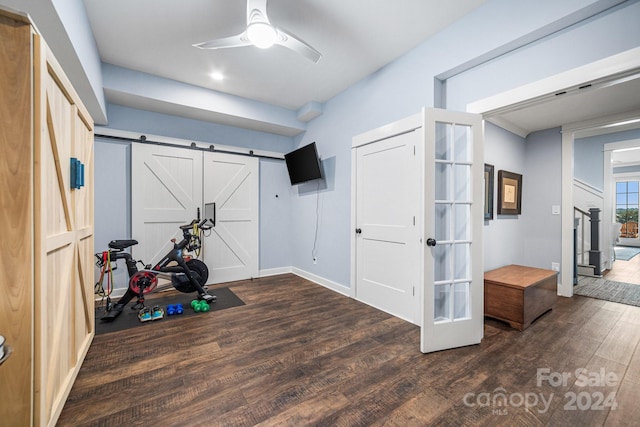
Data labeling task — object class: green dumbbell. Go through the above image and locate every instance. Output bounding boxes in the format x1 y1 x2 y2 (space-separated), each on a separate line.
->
200 301 210 312
190 299 199 309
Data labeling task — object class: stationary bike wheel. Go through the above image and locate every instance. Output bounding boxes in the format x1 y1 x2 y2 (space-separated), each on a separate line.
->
129 271 158 294
172 259 209 293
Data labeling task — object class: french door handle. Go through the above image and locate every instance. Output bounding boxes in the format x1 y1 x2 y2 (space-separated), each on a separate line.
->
426 238 437 247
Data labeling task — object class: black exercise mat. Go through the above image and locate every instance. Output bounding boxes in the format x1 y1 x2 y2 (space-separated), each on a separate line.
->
95 287 245 335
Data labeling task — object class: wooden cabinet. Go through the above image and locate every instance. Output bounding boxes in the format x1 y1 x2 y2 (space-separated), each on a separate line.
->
484 265 557 331
0 8 94 426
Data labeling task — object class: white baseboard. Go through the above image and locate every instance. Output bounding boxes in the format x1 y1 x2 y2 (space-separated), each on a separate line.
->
291 267 351 297
94 287 127 302
258 267 293 277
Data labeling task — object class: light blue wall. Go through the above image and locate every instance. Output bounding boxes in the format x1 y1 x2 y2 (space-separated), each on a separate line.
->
576 128 640 189
95 104 295 273
287 0 640 286
103 104 294 153
614 165 640 174
51 0 106 123
91 0 640 289
259 159 293 271
522 128 563 270
575 137 606 190
483 123 527 270
94 139 131 292
447 1 640 110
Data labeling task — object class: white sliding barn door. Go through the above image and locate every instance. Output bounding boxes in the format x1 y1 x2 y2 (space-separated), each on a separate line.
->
202 151 259 283
353 115 422 324
131 144 203 265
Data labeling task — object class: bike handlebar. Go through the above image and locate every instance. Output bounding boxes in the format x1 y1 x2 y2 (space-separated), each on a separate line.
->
179 218 212 231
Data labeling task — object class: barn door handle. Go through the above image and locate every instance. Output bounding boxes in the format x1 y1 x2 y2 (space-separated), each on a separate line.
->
212 203 216 227
426 238 437 247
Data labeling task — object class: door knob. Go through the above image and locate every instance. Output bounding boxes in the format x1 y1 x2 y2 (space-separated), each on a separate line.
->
426 238 437 247
355 228 362 234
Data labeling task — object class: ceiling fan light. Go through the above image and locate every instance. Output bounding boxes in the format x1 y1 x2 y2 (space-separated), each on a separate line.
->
246 22 276 49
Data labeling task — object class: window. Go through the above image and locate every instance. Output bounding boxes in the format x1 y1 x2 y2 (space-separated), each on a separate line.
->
616 181 639 238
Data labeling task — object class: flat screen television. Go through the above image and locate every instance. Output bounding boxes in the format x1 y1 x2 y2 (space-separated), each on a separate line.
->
284 142 322 185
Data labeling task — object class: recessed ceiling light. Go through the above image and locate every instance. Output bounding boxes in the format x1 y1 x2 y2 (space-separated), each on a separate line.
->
210 72 224 81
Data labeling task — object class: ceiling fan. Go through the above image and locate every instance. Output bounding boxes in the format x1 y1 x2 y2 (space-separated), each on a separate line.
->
193 0 322 63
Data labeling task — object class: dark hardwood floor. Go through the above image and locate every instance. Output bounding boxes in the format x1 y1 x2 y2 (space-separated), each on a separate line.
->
58 274 640 426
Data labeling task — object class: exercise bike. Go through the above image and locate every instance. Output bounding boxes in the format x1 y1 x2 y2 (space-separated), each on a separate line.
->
96 215 216 322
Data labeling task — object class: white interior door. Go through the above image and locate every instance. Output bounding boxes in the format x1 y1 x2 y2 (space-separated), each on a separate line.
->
355 129 421 324
421 108 484 353
202 151 259 284
131 143 203 265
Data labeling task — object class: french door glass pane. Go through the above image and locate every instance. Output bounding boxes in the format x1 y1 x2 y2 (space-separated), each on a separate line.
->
454 204 470 241
435 122 451 161
432 117 475 325
435 163 451 200
453 282 470 320
434 244 450 282
454 243 471 280
454 125 471 162
434 284 450 322
435 204 451 241
454 164 471 202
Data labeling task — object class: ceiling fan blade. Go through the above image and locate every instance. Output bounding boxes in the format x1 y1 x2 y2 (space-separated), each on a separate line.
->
275 28 322 63
193 32 251 50
247 0 270 25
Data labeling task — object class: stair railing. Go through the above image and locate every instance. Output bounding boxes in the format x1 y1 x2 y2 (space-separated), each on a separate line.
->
574 207 602 277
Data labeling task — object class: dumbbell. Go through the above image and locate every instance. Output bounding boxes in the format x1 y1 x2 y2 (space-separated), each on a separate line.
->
190 299 210 313
166 304 184 316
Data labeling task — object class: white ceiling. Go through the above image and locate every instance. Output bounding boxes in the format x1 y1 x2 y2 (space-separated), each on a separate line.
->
82 0 487 113
486 72 640 137
612 146 640 167
6 0 639 138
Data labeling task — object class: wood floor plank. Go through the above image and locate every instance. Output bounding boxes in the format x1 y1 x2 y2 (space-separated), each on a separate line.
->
604 379 640 426
595 319 640 365
57 274 640 426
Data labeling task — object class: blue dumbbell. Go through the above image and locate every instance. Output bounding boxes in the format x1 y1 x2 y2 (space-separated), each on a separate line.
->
167 304 176 316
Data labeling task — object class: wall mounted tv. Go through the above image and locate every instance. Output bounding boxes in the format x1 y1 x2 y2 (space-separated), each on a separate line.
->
284 142 322 185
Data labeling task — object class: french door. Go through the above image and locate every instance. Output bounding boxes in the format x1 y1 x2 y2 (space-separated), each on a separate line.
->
421 108 484 353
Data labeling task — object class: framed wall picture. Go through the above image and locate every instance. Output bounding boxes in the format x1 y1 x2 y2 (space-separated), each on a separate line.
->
484 164 494 220
497 170 522 215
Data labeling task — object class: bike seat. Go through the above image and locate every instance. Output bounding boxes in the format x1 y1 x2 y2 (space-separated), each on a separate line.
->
108 239 138 250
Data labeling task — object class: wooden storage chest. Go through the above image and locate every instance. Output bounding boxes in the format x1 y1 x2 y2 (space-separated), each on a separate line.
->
484 265 557 331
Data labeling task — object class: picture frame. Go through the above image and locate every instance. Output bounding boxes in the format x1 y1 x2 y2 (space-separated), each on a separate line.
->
497 170 522 215
484 164 494 220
